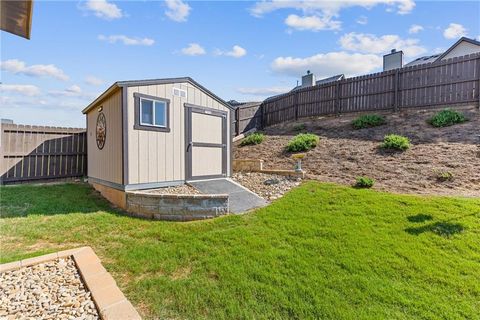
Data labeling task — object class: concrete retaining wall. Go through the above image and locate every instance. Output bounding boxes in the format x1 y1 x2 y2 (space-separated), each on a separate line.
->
233 159 305 178
126 192 229 221
233 159 264 171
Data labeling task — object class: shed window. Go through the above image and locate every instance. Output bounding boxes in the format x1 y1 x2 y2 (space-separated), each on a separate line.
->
140 98 166 127
134 93 170 132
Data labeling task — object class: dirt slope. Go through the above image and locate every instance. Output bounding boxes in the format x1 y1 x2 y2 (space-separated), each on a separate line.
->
234 106 480 197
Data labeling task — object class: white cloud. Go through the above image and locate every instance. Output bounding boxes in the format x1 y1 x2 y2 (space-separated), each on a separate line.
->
84 0 123 20
2 95 84 110
408 24 423 34
236 87 291 96
181 43 206 56
49 85 94 100
98 34 155 46
165 0 191 22
356 15 368 25
215 45 247 58
85 75 104 86
339 32 427 57
250 0 415 17
443 23 467 39
0 84 41 96
285 14 341 31
271 51 382 78
251 1 414 33
0 59 69 81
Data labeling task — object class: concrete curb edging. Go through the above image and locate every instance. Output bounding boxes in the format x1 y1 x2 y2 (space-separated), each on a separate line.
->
0 247 141 320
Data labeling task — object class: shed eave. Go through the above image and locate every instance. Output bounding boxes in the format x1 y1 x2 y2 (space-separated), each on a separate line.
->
82 83 120 114
116 77 235 111
82 77 235 115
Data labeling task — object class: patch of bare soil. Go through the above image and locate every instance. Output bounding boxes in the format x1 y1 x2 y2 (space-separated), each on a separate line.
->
234 106 480 197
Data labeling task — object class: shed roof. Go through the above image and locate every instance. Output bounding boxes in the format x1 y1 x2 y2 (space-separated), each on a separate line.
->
82 77 234 114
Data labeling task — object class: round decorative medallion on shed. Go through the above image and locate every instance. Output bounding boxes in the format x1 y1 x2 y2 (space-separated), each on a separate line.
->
96 112 106 150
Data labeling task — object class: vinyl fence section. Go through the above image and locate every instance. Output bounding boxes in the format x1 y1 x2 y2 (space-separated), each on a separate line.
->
0 124 87 184
261 52 480 127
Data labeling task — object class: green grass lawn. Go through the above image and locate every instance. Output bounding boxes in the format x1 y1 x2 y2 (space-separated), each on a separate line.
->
1 182 479 319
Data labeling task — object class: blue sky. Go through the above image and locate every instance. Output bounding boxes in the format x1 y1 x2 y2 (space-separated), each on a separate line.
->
1 0 479 127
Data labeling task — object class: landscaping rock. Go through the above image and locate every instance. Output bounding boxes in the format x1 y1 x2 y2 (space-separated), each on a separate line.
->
234 106 480 197
0 257 100 319
233 172 301 201
264 178 280 185
144 184 200 195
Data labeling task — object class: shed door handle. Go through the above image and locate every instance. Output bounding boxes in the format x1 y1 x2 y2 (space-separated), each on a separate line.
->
187 141 192 152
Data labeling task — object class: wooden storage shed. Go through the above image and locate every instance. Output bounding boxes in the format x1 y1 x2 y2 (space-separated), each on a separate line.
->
82 77 233 208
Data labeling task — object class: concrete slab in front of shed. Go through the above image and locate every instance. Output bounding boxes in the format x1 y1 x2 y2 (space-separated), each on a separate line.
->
188 179 267 214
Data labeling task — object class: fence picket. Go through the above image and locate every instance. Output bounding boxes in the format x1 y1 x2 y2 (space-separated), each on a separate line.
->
234 53 479 129
0 124 86 184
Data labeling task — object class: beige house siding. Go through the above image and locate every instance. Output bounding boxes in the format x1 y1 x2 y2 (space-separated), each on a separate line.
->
442 41 480 60
86 89 123 185
126 82 231 185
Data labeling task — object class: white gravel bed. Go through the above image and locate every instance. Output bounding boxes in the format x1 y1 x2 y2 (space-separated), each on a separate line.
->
232 172 302 201
0 257 99 320
144 184 200 195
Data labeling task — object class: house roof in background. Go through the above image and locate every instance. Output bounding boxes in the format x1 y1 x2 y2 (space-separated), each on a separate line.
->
436 36 480 61
227 100 262 109
82 77 234 114
404 54 441 67
0 0 33 39
405 37 480 67
316 74 345 85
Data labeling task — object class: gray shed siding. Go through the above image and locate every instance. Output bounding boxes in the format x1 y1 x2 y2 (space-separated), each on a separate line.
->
86 89 123 185
125 82 231 186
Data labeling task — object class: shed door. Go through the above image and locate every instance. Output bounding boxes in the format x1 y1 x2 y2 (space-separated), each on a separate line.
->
185 105 227 181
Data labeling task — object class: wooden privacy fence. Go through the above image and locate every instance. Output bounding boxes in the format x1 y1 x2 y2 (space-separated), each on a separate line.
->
0 124 87 184
260 52 480 127
233 102 263 136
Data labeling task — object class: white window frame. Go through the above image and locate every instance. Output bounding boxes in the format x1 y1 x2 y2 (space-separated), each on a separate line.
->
140 97 167 128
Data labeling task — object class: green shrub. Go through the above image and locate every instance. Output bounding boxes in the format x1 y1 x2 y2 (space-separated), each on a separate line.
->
436 171 454 182
355 176 375 188
381 134 411 151
428 109 467 127
352 114 386 129
240 132 265 146
293 123 306 132
286 133 320 152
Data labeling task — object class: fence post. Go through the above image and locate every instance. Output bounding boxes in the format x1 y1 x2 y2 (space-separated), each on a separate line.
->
259 104 264 130
235 107 240 136
294 91 299 121
334 81 341 116
261 103 266 128
477 54 480 110
393 69 400 112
